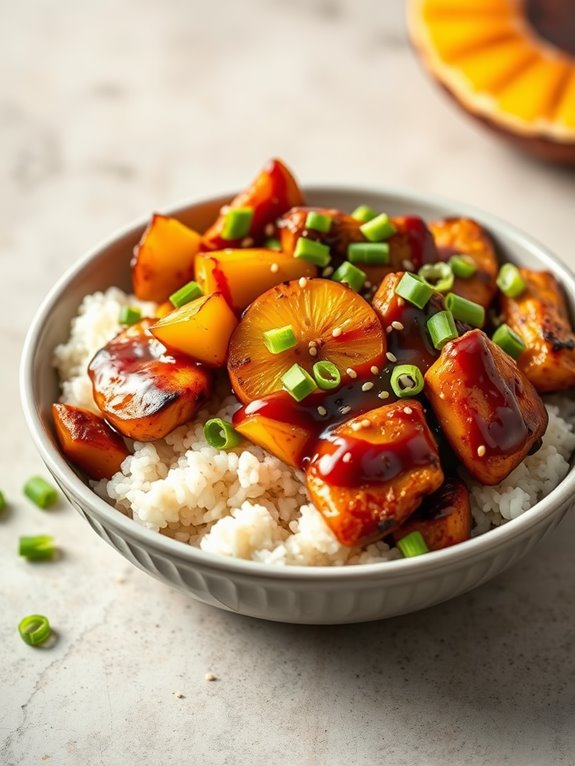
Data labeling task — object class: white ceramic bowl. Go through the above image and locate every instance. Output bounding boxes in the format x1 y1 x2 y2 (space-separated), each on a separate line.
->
20 186 575 624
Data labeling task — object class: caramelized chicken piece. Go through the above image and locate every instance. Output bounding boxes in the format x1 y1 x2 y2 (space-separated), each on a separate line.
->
429 217 498 310
202 158 304 251
425 329 548 485
392 478 471 551
306 401 444 547
501 268 575 392
89 319 212 441
52 403 131 480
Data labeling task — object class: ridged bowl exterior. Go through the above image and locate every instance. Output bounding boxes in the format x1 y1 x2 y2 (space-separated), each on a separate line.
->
21 186 575 624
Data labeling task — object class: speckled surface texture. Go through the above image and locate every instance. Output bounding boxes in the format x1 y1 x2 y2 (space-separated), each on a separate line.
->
1 1 575 764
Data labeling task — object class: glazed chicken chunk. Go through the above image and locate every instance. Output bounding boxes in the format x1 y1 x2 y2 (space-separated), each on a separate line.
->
501 268 575 392
424 329 548 485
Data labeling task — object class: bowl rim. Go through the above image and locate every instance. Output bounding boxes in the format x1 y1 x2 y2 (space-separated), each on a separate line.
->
20 182 575 582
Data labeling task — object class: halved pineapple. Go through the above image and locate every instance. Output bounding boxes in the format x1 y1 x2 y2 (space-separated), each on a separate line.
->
227 279 386 404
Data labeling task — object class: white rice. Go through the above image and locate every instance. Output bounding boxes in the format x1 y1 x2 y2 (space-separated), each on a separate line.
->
54 288 575 566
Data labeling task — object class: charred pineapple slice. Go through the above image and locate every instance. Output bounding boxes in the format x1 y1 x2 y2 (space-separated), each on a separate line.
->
306 400 444 547
194 249 316 312
131 214 201 302
150 293 238 367
501 268 575 392
89 319 212 441
52 403 131 480
429 217 498 310
227 278 386 405
202 158 304 251
424 329 548 485
392 478 471 551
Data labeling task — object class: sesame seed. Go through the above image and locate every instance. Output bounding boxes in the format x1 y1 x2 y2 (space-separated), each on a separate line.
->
340 405 352 415
386 326 393 334
364 280 372 289
391 321 404 331
322 266 334 277
361 381 374 392
351 422 362 431
309 347 318 357
205 673 218 682
270 263 279 273
346 368 358 379
264 223 275 237
477 445 486 457
378 390 390 400
402 259 415 271
361 418 371 428
241 237 254 247
342 452 352 463
386 352 398 363
317 406 327 416
299 277 307 288
332 327 342 338
308 340 317 347
370 365 379 375
403 406 413 415
174 691 186 699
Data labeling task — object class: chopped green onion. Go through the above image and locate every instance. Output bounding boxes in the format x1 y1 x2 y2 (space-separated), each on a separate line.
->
169 280 203 308
19 535 56 561
18 615 51 647
332 261 367 292
397 531 429 557
23 477 58 510
312 361 341 390
281 363 318 401
204 419 242 450
347 242 390 265
427 310 458 350
305 211 332 233
394 272 433 309
445 293 485 327
221 207 253 240
0 490 5 511
294 237 331 267
449 254 477 278
497 263 526 298
492 323 526 359
265 237 281 251
390 364 424 398
418 263 454 294
119 306 141 326
360 213 396 243
351 205 378 224
263 325 297 354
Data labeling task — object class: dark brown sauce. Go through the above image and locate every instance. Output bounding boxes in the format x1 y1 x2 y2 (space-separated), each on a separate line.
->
525 0 575 56
397 216 439 268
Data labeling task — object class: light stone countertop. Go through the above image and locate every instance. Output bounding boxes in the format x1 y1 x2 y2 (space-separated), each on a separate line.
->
1 1 575 764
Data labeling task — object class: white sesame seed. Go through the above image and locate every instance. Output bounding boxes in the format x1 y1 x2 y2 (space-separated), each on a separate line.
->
386 326 393 334
371 365 379 375
391 321 404 331
241 237 254 247
205 673 218 682
340 405 352 415
403 406 413 415
342 452 352 463
322 266 334 277
264 223 275 237
317 406 327 416
270 263 279 273
309 346 318 357
361 418 371 428
477 445 486 457
402 259 415 271
364 280 372 289
351 422 362 431
299 277 307 288
308 340 318 347
332 327 342 338
362 381 374 392
346 368 358 379
386 352 398 363
174 691 186 699
378 390 390 400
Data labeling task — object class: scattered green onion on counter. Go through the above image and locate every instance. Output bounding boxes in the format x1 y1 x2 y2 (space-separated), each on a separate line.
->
23 477 58 510
18 615 51 647
19 535 56 561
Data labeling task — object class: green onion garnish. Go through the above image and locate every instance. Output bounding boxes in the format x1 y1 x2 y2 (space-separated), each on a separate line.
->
263 325 297 354
427 310 458 350
445 293 485 328
265 237 282 251
119 306 142 326
418 263 454 294
19 535 56 561
23 477 58 510
312 360 341 390
496 263 526 298
449 254 477 278
394 272 433 309
293 237 331 267
397 531 429 557
390 364 424 398
221 207 253 240
305 211 332 233
204 419 242 450
332 261 367 292
360 213 396 243
347 242 390 266
18 614 51 647
351 205 378 224
169 280 203 308
492 323 526 359
0 490 5 512
281 363 318 401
